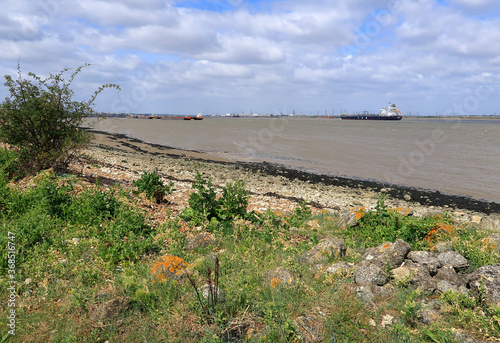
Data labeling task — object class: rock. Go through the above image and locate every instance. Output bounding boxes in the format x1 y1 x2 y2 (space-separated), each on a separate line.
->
431 241 453 254
361 239 411 270
437 251 469 272
354 263 389 286
381 314 395 328
355 285 375 304
151 255 190 282
293 315 322 343
434 266 468 294
418 307 440 325
200 284 225 302
338 207 365 228
89 297 130 325
391 261 436 293
407 251 441 276
468 264 500 307
326 261 354 275
470 215 483 224
186 233 217 251
263 267 295 288
299 238 346 265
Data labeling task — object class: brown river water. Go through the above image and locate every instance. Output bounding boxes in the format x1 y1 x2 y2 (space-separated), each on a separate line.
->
89 117 500 204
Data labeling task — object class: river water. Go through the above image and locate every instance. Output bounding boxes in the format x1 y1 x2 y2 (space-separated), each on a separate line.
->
89 117 500 203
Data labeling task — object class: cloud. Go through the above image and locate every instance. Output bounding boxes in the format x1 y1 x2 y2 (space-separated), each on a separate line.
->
0 0 499 115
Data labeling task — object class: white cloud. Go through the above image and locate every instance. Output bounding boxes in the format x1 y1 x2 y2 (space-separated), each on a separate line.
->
0 0 499 115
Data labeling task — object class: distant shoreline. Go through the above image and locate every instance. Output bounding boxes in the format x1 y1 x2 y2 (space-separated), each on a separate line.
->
86 128 500 215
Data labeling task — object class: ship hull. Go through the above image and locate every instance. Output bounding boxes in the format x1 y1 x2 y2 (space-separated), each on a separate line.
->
341 115 402 120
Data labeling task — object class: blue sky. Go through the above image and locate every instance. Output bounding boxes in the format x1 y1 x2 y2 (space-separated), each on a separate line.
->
1 0 499 115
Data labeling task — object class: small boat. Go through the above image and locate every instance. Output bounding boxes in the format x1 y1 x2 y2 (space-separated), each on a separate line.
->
341 102 402 120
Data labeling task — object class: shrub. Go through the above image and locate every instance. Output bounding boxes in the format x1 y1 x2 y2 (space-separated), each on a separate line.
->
181 172 250 225
133 171 174 203
0 64 119 175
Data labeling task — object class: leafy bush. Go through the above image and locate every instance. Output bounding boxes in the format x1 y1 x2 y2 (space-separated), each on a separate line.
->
181 172 250 225
133 171 174 203
0 64 119 175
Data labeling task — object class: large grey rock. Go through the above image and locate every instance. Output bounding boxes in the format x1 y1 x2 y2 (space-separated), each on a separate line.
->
263 267 295 288
186 233 217 251
354 263 389 286
299 238 346 265
361 239 411 270
468 264 500 307
437 251 469 272
407 251 441 276
89 297 130 325
293 315 322 343
434 265 468 294
391 261 436 293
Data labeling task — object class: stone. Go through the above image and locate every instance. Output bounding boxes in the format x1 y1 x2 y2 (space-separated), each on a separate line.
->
89 297 130 325
293 315 322 343
361 239 411 270
470 215 483 224
431 241 453 254
354 263 389 286
437 251 469 272
381 314 395 328
151 255 190 282
418 307 440 325
186 233 217 251
263 267 295 288
468 264 500 307
326 261 354 275
299 238 346 265
434 266 468 294
407 251 441 276
200 284 225 302
391 261 436 293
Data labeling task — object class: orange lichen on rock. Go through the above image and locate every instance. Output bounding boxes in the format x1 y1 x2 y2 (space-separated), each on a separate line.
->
151 255 190 282
270 278 282 289
389 207 411 216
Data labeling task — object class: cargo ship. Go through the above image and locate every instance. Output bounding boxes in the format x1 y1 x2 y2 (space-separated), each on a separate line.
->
184 112 204 120
341 102 402 120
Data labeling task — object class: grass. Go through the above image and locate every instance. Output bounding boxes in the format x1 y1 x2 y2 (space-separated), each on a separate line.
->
0 169 499 342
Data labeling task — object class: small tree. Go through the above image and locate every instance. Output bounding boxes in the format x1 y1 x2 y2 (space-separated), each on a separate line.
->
0 63 119 175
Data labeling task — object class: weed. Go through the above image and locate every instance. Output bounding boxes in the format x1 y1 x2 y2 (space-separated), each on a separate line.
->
133 171 174 203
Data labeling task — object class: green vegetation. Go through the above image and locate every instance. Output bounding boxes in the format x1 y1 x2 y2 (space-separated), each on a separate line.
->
133 171 175 203
0 64 119 176
0 169 498 342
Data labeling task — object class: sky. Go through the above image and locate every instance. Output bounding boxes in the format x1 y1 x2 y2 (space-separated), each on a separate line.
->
1 0 500 116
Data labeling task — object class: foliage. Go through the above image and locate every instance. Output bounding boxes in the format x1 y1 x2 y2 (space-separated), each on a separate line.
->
0 64 119 175
181 172 250 225
352 196 453 248
133 171 174 203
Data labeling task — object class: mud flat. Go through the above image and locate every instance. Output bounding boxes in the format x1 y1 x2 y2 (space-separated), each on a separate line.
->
81 129 500 222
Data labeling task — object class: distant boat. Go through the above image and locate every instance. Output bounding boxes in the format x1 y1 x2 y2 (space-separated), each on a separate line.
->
184 112 204 120
341 102 402 120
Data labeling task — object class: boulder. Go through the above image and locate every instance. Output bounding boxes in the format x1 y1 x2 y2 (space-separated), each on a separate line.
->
293 315 322 343
360 239 411 270
151 255 190 282
354 263 389 286
434 265 468 294
407 251 441 276
431 241 453 254
391 261 436 293
467 264 500 307
186 233 217 251
299 238 346 265
263 267 295 289
89 297 130 325
437 251 469 272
